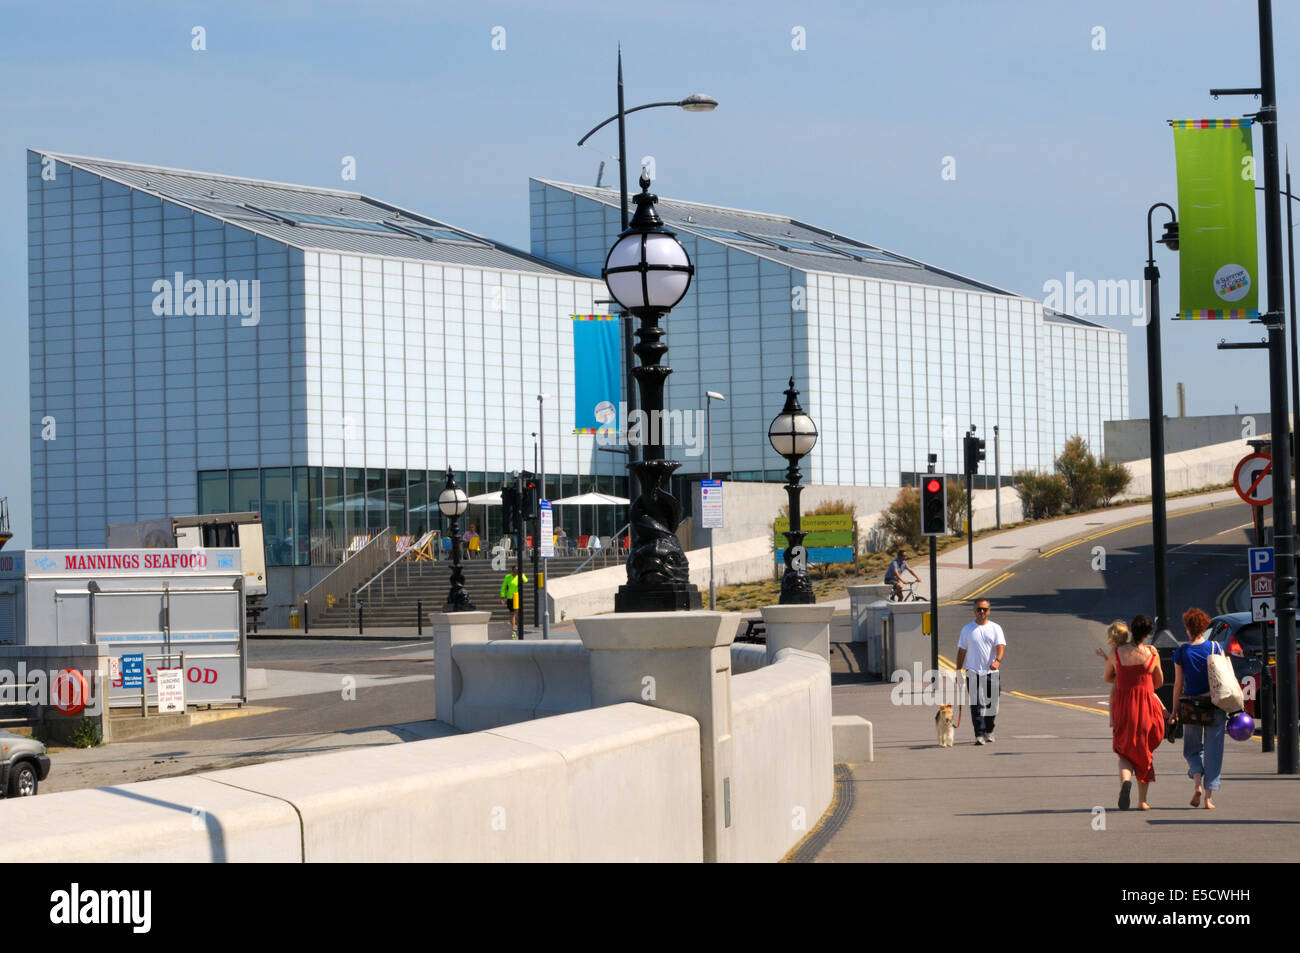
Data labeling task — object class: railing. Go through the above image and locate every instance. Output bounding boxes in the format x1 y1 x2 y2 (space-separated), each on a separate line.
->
299 526 395 612
354 537 431 606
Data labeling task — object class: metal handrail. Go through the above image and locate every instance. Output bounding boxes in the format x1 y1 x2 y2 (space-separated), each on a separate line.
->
298 526 395 610
569 522 630 575
355 539 428 604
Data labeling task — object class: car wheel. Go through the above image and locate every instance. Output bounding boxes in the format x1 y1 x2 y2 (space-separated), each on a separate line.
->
8 761 37 797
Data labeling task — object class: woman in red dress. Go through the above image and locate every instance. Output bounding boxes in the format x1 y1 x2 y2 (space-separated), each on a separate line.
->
1103 614 1167 810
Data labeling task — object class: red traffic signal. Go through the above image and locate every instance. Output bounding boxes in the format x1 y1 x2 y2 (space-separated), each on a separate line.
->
921 477 946 536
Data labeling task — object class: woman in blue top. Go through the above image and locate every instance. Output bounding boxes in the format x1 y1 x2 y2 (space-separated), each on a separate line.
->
1170 607 1226 809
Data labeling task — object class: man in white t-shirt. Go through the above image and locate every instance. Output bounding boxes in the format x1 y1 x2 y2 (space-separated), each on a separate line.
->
955 598 1006 745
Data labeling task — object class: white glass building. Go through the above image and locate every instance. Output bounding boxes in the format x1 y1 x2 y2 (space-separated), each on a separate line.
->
26 152 615 590
531 179 1127 494
26 151 1126 603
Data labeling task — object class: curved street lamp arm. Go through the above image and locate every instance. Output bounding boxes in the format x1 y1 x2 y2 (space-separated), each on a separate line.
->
576 101 689 147
1147 202 1177 266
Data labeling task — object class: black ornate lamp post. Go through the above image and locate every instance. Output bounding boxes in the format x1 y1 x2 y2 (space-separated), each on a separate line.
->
605 171 702 612
769 378 819 604
438 467 475 612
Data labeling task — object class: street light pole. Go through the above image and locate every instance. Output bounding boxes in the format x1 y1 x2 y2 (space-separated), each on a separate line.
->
538 393 552 640
1256 0 1298 773
706 390 726 609
1145 202 1178 639
1211 0 1297 772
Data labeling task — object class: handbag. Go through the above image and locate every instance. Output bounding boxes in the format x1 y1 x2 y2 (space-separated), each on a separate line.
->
1178 695 1218 726
1206 642 1245 712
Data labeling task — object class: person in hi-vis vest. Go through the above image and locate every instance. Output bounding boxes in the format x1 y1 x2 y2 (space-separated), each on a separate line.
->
500 570 528 636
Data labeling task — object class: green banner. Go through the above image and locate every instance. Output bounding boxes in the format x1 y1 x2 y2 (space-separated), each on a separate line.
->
1172 119 1259 319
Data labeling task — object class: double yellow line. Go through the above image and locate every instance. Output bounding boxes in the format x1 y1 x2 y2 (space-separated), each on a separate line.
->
941 571 1015 607
1217 578 1243 616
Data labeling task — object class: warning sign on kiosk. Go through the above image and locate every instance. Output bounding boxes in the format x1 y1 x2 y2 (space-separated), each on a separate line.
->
156 668 186 714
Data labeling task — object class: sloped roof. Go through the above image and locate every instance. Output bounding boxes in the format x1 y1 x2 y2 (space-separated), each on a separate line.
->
536 178 1105 325
35 151 586 277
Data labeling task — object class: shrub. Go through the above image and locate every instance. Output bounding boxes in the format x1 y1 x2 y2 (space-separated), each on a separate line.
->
945 479 968 535
1014 470 1068 520
1055 435 1102 512
1097 457 1132 505
878 486 922 550
68 717 101 748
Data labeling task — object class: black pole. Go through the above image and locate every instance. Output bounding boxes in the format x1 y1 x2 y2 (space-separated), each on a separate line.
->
927 458 938 678
302 601 309 635
358 602 364 636
965 434 974 570
617 47 629 231
1257 0 1298 773
1287 164 1299 562
1145 203 1175 638
417 599 422 637
516 471 526 638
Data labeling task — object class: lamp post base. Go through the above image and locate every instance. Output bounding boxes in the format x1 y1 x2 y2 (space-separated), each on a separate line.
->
615 582 703 613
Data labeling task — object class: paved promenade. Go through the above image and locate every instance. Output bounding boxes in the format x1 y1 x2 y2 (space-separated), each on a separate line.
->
805 681 1300 862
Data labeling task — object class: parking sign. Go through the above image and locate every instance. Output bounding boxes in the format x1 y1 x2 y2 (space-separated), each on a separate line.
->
1249 547 1275 574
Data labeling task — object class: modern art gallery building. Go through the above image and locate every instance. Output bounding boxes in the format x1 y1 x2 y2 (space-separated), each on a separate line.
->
26 150 1126 605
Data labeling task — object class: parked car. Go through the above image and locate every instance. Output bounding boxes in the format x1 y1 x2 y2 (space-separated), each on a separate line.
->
1154 612 1294 719
0 730 50 797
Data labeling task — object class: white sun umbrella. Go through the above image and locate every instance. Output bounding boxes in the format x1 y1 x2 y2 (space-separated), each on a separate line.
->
551 491 631 545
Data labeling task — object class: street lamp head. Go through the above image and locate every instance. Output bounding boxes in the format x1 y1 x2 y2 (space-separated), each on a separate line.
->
706 390 726 401
537 392 553 402
768 377 818 459
603 172 694 312
437 467 469 518
679 93 718 112
1159 219 1180 251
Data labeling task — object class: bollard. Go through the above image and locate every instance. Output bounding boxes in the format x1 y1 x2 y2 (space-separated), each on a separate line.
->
358 602 364 636
303 601 310 635
417 600 423 637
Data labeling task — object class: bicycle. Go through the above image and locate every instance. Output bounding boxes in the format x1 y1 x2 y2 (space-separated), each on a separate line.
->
889 579 923 602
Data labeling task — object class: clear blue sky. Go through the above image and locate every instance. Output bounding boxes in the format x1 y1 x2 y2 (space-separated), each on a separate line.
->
3 0 1299 548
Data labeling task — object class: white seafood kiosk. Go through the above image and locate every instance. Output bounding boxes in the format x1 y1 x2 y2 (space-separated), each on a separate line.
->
0 548 247 708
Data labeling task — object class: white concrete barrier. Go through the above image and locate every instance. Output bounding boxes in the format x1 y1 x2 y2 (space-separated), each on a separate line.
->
201 702 701 862
0 776 302 863
729 647 834 862
449 639 591 730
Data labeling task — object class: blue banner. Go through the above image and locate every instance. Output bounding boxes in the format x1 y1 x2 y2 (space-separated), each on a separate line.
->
572 315 621 434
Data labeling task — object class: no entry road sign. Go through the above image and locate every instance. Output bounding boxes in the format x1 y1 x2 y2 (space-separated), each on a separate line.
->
1234 453 1274 506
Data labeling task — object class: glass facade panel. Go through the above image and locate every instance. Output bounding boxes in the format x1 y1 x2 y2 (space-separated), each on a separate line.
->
230 469 259 513
408 470 427 537
387 468 406 534
261 467 292 566
198 471 229 514
366 468 385 531
344 468 365 540
322 466 343 561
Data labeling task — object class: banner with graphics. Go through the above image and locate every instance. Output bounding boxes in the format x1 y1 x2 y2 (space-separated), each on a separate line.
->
1172 119 1259 319
571 315 622 434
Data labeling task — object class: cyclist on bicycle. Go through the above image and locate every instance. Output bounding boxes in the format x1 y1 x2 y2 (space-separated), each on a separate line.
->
884 549 921 600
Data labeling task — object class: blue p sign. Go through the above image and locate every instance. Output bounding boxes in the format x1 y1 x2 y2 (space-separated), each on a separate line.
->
1249 547 1274 574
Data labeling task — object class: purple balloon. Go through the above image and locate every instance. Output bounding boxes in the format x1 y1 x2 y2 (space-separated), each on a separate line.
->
1227 711 1256 742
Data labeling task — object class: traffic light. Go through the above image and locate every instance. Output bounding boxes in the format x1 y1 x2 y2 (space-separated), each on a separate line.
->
964 434 987 475
921 475 947 536
501 485 520 535
520 471 538 520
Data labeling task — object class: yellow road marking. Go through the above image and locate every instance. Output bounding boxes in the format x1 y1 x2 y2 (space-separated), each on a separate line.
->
1036 503 1227 560
1216 578 1242 616
941 571 1014 606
